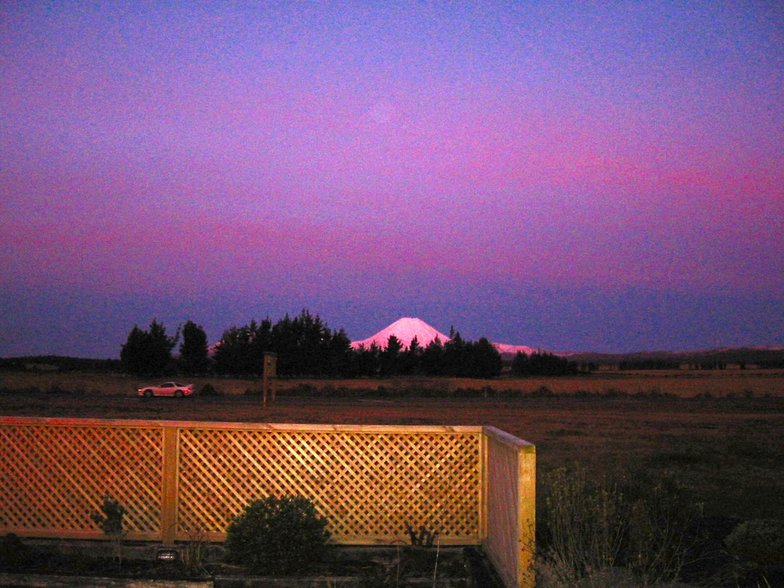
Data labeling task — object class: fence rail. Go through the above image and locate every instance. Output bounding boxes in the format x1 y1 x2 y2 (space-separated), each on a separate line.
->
0 416 534 587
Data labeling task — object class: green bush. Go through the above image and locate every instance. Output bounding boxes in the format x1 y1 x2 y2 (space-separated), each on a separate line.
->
725 518 784 567
224 495 330 575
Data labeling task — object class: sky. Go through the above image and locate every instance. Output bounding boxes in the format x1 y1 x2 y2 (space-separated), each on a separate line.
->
1 2 783 358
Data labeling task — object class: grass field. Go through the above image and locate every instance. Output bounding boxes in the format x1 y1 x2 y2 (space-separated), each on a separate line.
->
2 368 784 397
2 369 783 524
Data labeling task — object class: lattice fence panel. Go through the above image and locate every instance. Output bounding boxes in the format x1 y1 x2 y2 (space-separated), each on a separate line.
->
0 423 163 538
177 428 482 542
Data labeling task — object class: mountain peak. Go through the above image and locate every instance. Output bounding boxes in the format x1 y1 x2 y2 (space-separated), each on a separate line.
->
350 316 542 356
350 317 450 350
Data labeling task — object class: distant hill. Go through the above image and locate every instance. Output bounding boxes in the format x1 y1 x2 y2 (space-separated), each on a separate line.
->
0 356 122 372
566 346 784 368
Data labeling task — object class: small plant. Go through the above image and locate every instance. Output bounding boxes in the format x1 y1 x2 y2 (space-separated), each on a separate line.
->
224 495 330 575
0 534 33 570
182 526 208 576
405 523 439 547
91 494 126 566
199 383 221 397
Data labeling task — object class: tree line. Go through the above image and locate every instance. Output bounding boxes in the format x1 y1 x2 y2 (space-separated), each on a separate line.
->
510 350 585 376
121 310 589 379
353 330 503 379
120 311 507 378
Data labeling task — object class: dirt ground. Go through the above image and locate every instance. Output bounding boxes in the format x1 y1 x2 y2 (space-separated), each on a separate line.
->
2 379 783 522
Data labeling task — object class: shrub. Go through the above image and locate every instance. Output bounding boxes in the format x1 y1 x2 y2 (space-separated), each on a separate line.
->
725 518 784 567
199 384 221 396
224 495 330 575
718 518 784 587
530 385 554 398
182 527 208 576
0 534 33 570
537 466 701 586
91 494 126 565
405 523 439 547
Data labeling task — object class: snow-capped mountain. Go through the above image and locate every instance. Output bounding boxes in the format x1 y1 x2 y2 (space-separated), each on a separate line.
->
350 317 450 350
493 342 538 357
350 317 539 356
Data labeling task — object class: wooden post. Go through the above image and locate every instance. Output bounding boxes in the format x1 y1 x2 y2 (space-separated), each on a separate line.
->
518 445 536 588
161 426 179 545
262 352 277 407
480 432 489 541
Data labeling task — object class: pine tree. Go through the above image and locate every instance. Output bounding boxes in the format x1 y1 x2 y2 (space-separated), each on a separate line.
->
120 320 178 376
120 325 148 376
180 320 210 375
381 335 403 376
421 338 444 375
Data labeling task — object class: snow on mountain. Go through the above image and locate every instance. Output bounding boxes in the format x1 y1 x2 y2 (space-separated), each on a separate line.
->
350 317 450 350
350 317 540 355
493 342 538 357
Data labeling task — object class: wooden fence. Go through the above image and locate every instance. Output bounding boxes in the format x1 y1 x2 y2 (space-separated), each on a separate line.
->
0 416 534 587
484 426 536 588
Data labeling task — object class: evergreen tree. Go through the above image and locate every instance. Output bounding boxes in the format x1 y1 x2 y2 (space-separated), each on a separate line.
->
328 328 352 376
120 319 178 376
403 336 423 374
380 335 403 376
467 337 503 378
120 325 148 376
352 343 380 377
421 338 444 375
179 320 210 375
512 351 531 375
443 331 467 376
214 324 255 375
146 319 179 375
271 313 297 375
248 319 273 369
512 350 578 376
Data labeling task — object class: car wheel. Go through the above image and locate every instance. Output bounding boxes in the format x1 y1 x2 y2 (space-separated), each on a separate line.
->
175 390 183 398
144 389 153 398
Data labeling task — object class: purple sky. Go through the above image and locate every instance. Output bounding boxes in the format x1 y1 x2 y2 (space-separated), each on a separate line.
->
2 2 783 358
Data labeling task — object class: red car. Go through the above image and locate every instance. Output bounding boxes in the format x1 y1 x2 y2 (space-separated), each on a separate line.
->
137 382 194 398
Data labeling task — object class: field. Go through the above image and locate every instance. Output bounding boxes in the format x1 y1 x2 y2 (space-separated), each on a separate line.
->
3 368 784 398
2 368 783 524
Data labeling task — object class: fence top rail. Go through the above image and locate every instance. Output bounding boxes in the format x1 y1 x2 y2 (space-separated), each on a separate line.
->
0 415 483 435
483 426 536 453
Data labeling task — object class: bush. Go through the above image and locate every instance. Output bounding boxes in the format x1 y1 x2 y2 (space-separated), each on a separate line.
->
0 534 33 570
91 494 126 565
537 466 701 587
199 384 222 397
224 495 330 575
725 518 784 567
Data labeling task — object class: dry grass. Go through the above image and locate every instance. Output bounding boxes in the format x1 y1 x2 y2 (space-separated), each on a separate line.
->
2 370 783 523
2 369 783 398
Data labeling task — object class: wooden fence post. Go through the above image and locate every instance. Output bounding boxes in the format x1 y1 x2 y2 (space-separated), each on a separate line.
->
518 445 536 588
161 426 179 545
262 352 277 407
